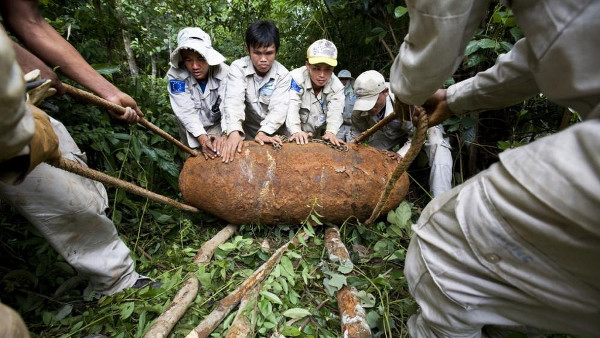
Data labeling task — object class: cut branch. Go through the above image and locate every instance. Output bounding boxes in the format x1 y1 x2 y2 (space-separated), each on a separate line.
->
186 233 305 338
53 157 199 213
194 224 238 265
324 227 371 338
366 110 428 224
225 284 260 338
354 111 397 143
143 277 199 338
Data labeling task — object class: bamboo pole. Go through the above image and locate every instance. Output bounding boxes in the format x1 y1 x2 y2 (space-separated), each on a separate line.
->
62 83 199 157
365 110 428 224
185 233 305 338
193 224 238 264
53 157 199 213
143 277 199 338
354 111 397 143
324 227 371 338
143 224 238 337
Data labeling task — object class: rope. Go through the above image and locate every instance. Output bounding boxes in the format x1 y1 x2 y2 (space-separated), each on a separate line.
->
365 109 428 225
53 157 199 214
62 83 199 157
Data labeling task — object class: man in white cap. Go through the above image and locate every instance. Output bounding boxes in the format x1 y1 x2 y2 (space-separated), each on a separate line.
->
167 27 229 159
336 69 356 142
286 39 345 146
222 20 290 163
351 70 453 197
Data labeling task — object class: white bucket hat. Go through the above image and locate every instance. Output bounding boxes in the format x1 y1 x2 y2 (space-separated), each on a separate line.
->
170 27 225 68
353 70 386 111
337 69 352 79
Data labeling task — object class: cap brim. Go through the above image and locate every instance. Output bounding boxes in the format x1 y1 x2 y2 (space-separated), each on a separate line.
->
170 41 225 67
353 94 378 111
308 57 337 67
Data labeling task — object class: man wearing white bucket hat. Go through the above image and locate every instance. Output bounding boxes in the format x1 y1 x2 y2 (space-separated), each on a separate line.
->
168 27 229 160
286 39 345 146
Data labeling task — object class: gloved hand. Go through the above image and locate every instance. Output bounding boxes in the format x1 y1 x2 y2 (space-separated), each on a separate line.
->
24 69 57 106
28 104 61 170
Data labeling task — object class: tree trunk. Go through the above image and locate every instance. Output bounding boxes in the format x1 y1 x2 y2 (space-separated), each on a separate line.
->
122 29 138 78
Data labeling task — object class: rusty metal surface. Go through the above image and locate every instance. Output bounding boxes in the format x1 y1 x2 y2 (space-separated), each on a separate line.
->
179 141 409 225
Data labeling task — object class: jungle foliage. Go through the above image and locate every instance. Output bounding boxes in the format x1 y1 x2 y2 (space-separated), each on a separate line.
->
0 0 575 337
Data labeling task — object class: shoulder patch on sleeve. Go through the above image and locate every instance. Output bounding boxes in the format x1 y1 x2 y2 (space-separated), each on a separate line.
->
169 79 186 94
290 78 302 93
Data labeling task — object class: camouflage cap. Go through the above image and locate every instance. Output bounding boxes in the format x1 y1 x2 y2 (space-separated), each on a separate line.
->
306 39 338 67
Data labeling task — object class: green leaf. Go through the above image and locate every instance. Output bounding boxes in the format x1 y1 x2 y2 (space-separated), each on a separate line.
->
120 302 135 319
477 38 497 49
280 255 294 275
357 291 377 308
218 242 236 252
310 214 322 225
280 325 302 336
55 304 72 321
326 273 347 290
137 310 147 335
394 6 408 18
91 63 121 75
337 260 354 274
260 290 283 305
283 308 312 319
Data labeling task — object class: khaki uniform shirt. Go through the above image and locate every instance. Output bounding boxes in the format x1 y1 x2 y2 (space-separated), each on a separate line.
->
0 30 34 183
223 56 290 138
286 67 344 136
167 64 229 148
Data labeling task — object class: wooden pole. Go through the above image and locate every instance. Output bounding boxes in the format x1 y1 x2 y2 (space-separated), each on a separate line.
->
53 157 199 213
354 111 397 143
365 110 428 224
143 224 238 338
62 83 199 157
143 277 199 338
324 227 371 337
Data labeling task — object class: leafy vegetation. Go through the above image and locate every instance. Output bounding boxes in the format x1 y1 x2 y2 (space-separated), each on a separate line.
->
0 0 578 337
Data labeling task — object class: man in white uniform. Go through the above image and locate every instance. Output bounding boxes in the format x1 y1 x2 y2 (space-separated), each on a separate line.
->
286 39 345 146
222 20 290 163
390 0 600 336
167 27 229 159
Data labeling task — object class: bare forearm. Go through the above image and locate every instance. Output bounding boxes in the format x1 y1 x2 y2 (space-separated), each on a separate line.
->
2 0 120 99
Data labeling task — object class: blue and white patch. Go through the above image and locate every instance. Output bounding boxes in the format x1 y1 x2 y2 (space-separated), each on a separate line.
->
290 78 302 93
260 79 276 96
169 79 186 94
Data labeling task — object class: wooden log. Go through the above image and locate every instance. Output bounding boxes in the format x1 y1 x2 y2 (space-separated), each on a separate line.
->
179 142 409 225
194 224 238 265
143 277 199 338
225 284 259 338
324 227 371 338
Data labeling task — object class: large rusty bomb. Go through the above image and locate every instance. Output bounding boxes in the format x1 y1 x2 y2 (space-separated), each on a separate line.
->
179 141 409 225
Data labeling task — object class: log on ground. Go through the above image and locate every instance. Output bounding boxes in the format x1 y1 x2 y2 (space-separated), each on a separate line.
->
179 142 409 225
